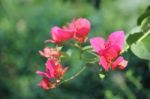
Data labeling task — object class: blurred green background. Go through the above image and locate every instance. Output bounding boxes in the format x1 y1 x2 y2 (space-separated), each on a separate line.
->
0 0 150 99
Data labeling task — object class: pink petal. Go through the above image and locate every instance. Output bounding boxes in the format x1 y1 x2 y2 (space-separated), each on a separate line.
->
90 37 105 53
51 26 62 42
75 18 91 30
38 77 50 90
36 70 48 77
118 59 128 70
58 29 73 40
51 26 73 43
72 18 91 43
112 56 128 70
45 59 55 78
44 47 51 52
107 31 125 49
99 45 121 60
78 19 90 34
44 39 55 43
76 27 89 37
99 56 109 71
39 51 44 57
62 67 69 74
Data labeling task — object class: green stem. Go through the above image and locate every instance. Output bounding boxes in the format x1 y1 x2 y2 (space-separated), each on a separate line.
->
137 29 150 43
82 46 92 51
74 43 82 50
87 51 99 57
58 65 87 85
120 45 129 54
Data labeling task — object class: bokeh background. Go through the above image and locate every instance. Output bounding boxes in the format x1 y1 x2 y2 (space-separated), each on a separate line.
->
0 0 150 99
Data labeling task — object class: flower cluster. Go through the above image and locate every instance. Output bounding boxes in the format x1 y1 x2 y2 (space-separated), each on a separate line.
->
36 18 91 90
36 47 68 90
36 17 128 90
90 31 128 71
46 18 91 44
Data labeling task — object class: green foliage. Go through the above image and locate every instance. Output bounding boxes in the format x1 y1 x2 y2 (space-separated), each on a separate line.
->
131 35 150 61
127 5 150 61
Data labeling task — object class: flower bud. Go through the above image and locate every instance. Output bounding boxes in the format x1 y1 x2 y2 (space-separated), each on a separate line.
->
70 18 91 43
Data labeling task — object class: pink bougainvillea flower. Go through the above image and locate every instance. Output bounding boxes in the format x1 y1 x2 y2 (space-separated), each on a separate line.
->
36 59 68 89
90 31 128 71
39 47 61 59
70 18 91 43
36 59 68 79
46 26 74 44
38 77 56 90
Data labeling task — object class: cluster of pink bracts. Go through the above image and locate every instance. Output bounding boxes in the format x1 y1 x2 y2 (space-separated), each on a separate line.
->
36 18 91 90
36 17 128 90
45 18 91 44
90 31 128 71
36 47 68 89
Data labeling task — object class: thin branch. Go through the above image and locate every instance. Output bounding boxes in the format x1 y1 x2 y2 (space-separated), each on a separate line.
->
58 65 87 85
137 29 150 43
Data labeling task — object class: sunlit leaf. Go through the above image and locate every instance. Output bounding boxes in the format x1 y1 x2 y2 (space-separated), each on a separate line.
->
127 32 144 45
126 27 143 46
131 35 150 61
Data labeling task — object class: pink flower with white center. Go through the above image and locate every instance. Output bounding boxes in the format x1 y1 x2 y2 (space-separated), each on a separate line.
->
90 31 128 71
36 59 68 79
46 26 74 44
70 18 91 43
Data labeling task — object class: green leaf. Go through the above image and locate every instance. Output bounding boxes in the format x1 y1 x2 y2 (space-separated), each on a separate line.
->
131 35 150 61
137 5 150 32
57 46 63 50
126 26 143 46
81 50 99 63
137 5 150 25
145 5 150 11
141 16 150 32
127 32 144 45
66 49 72 57
99 73 105 79
61 49 72 58
137 11 150 25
